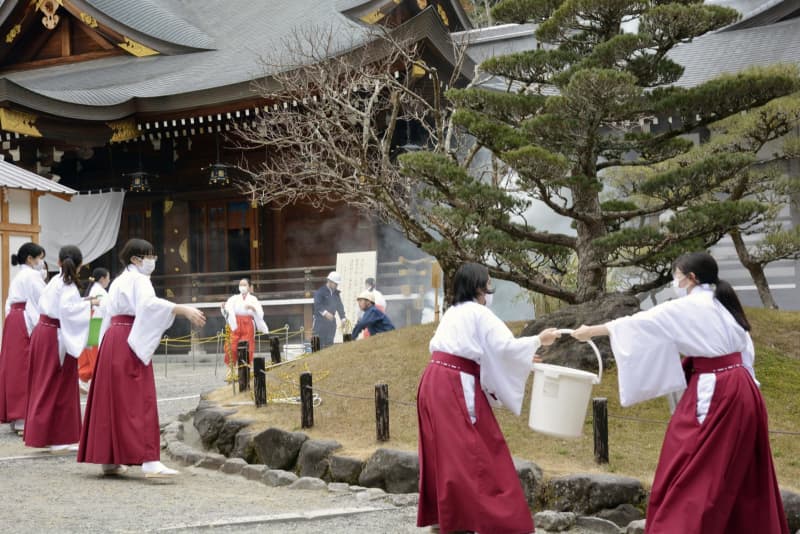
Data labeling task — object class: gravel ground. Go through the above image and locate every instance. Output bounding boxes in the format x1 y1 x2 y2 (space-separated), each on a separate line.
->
0 358 422 534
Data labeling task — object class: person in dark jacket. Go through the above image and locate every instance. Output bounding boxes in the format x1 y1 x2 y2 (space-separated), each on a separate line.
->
352 291 395 339
313 271 346 348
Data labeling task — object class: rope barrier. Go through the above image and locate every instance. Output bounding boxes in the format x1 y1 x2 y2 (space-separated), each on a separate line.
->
255 368 417 407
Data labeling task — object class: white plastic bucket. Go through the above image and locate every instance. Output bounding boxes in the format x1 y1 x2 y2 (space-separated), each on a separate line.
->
528 329 602 439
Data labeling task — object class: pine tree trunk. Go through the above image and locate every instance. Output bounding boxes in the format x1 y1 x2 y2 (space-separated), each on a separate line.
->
573 186 607 304
729 229 779 309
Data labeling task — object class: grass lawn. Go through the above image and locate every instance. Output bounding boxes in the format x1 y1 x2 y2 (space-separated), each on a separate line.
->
207 307 800 492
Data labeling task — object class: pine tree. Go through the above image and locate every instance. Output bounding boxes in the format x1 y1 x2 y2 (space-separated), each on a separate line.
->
400 0 800 303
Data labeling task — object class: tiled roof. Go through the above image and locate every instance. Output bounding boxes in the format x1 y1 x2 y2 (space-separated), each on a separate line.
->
5 0 368 111
0 1 468 120
83 0 215 50
669 15 800 88
0 157 77 194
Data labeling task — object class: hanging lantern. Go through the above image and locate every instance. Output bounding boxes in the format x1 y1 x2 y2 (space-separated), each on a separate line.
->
125 171 153 192
208 163 230 186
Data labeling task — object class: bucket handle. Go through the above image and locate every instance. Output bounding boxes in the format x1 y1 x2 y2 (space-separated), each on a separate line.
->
555 329 603 385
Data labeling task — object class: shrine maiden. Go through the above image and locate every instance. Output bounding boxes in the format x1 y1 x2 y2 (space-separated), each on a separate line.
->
24 245 93 451
417 263 560 534
78 239 205 477
0 242 46 433
221 278 268 376
572 252 788 534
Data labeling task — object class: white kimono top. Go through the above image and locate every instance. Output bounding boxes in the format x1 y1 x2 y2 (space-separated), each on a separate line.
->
5 264 46 335
429 301 541 418
606 285 756 413
223 293 268 334
38 276 91 365
88 282 109 319
99 265 176 365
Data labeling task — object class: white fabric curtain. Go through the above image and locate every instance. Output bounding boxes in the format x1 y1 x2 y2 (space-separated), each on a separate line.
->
39 191 125 268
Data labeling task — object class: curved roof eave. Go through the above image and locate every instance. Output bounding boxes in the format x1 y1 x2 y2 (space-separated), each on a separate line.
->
71 0 216 54
0 7 473 122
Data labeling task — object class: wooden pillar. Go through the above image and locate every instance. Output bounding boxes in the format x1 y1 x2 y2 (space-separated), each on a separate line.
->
300 372 313 428
593 397 609 464
253 356 266 407
270 336 281 364
237 340 250 392
375 383 389 442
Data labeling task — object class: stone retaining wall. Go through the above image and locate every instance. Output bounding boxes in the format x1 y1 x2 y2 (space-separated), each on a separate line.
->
166 398 800 534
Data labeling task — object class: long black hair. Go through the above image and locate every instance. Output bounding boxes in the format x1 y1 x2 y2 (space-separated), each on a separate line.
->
59 245 83 287
83 267 110 297
11 242 45 266
674 252 750 331
450 263 494 306
119 238 154 267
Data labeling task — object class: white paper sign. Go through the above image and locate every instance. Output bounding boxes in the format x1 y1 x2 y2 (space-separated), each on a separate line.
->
335 251 377 339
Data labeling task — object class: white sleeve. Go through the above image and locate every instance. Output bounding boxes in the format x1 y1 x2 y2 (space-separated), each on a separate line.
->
59 285 92 359
251 296 269 334
224 295 238 331
478 311 540 416
606 301 688 407
128 276 176 365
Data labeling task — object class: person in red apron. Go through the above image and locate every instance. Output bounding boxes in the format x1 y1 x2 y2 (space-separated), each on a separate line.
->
221 279 268 381
77 267 110 393
417 262 561 534
572 252 788 534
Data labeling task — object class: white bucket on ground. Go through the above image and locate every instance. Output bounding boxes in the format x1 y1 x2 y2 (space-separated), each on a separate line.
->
528 329 602 439
283 344 306 361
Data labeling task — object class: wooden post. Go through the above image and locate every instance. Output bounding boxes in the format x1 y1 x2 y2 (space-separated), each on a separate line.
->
375 383 389 442
270 336 281 364
311 335 320 352
593 397 609 464
253 356 266 407
237 341 250 392
300 372 313 428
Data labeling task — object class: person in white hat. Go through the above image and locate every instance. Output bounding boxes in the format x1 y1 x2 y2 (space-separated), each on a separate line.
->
312 271 346 348
351 290 394 339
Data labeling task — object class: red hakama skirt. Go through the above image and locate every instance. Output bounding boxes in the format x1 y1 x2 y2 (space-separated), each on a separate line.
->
0 303 31 422
224 315 255 365
24 315 81 447
645 352 789 534
417 352 534 534
78 315 161 465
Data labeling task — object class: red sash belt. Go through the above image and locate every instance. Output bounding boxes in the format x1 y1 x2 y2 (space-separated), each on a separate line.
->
38 314 60 328
685 352 743 374
9 302 25 310
111 315 135 327
430 351 479 377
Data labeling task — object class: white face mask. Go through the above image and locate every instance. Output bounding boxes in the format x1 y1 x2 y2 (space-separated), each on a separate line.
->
672 278 688 298
239 286 248 294
136 257 156 276
484 293 494 308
